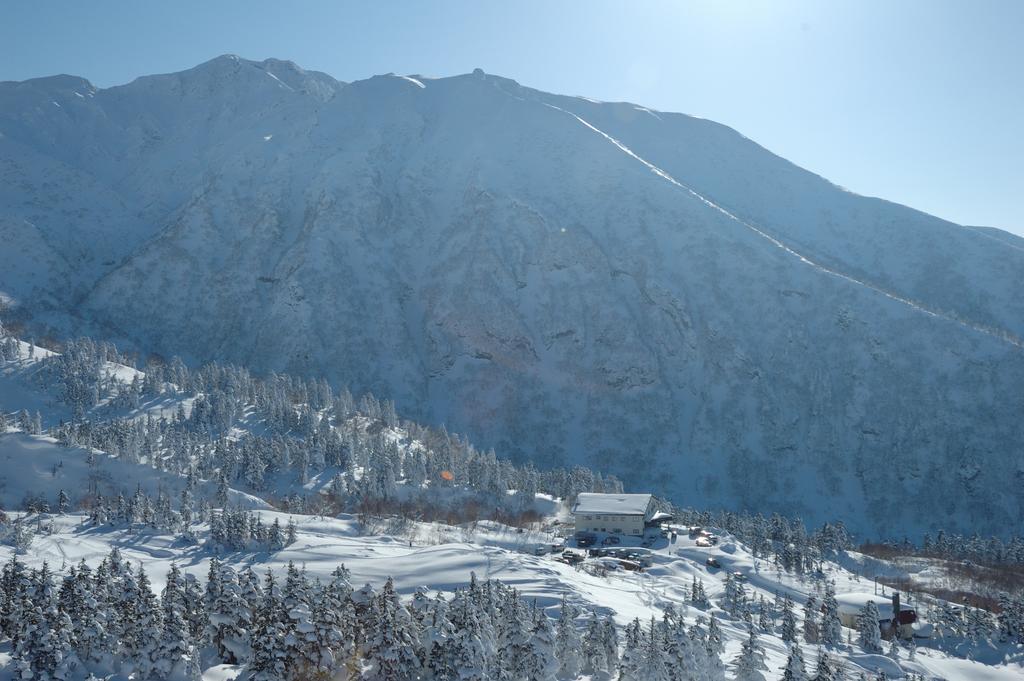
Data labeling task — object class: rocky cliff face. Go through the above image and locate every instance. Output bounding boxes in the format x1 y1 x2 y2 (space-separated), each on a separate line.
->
2 56 1022 537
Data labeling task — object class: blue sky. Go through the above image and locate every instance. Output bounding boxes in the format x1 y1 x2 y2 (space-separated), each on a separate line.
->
3 1 1022 235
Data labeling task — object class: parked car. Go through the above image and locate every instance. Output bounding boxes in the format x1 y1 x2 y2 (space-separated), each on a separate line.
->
592 557 622 570
705 557 722 569
731 571 747 582
576 533 597 548
696 529 719 544
695 537 713 548
628 553 654 567
602 535 621 546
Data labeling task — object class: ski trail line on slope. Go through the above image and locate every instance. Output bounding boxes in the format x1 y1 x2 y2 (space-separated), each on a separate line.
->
539 101 1023 350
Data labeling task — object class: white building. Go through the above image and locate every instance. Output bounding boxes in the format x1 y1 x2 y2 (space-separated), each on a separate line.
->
571 493 655 536
836 592 918 640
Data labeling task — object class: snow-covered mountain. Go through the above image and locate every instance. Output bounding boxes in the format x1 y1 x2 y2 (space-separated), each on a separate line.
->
2 55 1023 538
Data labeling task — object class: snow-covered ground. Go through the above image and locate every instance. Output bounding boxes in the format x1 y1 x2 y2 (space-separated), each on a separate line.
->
2 504 1021 680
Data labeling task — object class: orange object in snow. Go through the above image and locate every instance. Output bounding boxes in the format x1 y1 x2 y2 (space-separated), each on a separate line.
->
440 470 454 481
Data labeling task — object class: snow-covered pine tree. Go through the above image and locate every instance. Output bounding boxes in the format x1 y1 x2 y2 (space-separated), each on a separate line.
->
813 649 846 681
524 605 558 681
554 595 582 679
209 564 251 664
803 595 821 644
705 614 727 681
688 615 713 677
309 589 345 679
662 614 699 681
127 565 162 679
936 601 962 639
282 565 323 679
247 571 289 681
723 572 748 619
781 595 798 643
268 518 285 551
111 561 141 662
856 601 882 652
182 572 209 646
154 574 197 681
203 557 224 618
66 561 111 669
732 625 768 681
582 616 608 678
442 598 490 681
1 556 30 640
997 593 1017 643
13 597 76 681
691 576 709 608
601 617 619 677
820 581 843 645
617 618 644 681
423 596 456 679
635 616 670 681
781 641 808 681
966 605 995 646
758 595 772 631
362 577 421 681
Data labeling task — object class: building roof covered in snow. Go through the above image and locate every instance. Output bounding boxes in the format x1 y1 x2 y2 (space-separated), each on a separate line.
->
835 593 908 619
572 493 653 516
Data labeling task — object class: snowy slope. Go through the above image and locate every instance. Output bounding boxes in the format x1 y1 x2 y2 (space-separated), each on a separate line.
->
2 508 1020 681
1 58 1023 538
0 433 267 512
1 340 1021 680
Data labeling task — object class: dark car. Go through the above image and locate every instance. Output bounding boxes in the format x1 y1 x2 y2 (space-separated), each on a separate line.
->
602 535 621 546
576 533 597 548
705 557 722 569
560 550 584 564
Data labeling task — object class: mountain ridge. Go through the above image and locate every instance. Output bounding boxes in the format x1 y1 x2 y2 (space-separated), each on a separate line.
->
1 56 1022 538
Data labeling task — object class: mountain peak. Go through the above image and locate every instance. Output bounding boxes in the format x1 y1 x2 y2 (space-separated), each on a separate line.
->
117 54 342 102
1 73 95 93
